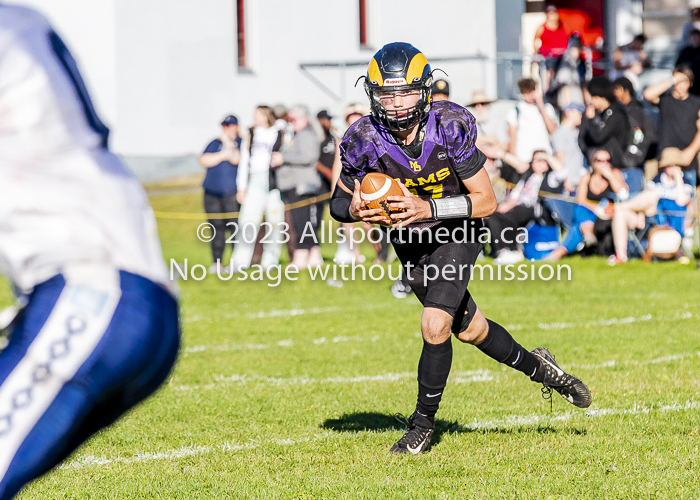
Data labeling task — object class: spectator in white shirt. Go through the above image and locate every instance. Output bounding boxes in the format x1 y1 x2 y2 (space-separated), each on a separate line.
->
232 106 284 271
506 78 558 164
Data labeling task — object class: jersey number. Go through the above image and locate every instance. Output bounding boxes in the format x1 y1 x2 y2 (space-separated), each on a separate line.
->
409 184 443 199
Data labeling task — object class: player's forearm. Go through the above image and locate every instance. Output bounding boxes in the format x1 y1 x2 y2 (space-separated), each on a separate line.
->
330 184 355 223
468 191 498 218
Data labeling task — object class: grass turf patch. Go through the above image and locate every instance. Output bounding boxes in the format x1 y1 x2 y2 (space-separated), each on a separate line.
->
5 192 700 499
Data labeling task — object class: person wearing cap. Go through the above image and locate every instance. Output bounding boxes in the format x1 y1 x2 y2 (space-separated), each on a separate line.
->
199 114 242 272
466 91 506 151
551 101 586 192
316 109 338 265
466 91 509 200
431 79 450 102
316 110 336 197
609 147 693 265
534 5 569 90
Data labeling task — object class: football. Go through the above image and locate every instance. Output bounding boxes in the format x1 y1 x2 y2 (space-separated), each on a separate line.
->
360 172 406 226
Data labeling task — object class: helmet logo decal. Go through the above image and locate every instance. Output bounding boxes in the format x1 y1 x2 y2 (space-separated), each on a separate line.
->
367 58 384 86
384 78 407 86
406 53 429 84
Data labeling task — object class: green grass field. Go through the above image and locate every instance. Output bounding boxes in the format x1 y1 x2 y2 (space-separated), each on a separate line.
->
5 191 700 499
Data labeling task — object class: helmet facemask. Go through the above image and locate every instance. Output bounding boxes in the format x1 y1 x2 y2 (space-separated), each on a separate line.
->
364 76 433 132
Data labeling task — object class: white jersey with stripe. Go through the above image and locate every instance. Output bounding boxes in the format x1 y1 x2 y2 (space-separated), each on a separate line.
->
0 5 172 294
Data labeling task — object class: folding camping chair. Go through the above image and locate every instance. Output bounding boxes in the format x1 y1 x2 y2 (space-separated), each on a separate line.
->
628 198 691 260
621 168 645 197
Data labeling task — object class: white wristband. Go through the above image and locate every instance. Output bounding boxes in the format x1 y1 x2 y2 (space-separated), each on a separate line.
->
430 195 472 219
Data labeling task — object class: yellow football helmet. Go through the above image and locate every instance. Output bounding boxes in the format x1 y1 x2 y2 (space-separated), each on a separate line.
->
363 42 433 131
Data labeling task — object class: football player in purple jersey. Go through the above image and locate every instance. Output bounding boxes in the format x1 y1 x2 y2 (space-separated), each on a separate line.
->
330 42 591 455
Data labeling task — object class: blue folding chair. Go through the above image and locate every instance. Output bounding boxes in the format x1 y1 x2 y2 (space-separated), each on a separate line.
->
544 198 576 229
629 198 688 258
621 168 645 197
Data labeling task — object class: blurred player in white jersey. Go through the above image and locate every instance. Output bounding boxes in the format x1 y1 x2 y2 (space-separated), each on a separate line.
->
0 5 179 498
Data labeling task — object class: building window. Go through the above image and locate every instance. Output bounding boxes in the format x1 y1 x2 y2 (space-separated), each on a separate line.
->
359 0 377 49
237 0 246 69
359 0 368 47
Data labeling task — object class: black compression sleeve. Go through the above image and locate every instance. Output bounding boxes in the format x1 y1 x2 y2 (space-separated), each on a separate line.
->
330 183 355 223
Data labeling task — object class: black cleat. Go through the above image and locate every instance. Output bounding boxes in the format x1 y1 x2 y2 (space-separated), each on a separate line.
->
390 412 433 455
531 347 592 408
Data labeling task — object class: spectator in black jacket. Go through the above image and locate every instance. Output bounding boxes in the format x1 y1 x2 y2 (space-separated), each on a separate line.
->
579 76 630 169
613 76 658 167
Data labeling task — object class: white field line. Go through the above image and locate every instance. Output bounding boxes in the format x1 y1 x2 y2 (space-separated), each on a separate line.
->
458 400 700 431
175 349 700 393
60 432 335 471
183 306 340 323
174 370 494 392
535 311 692 331
183 311 694 355
183 302 400 324
60 400 700 471
566 351 700 370
183 334 380 354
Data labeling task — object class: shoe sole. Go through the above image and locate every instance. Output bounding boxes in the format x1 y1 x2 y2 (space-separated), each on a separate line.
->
533 348 592 409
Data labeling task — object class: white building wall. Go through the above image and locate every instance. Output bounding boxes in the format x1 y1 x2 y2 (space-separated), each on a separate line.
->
14 0 118 131
13 0 497 158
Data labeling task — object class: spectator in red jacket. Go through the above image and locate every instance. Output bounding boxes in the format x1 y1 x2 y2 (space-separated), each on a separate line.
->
534 5 569 90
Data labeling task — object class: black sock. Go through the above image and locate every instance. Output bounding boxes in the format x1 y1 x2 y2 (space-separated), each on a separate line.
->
477 319 543 382
415 336 453 426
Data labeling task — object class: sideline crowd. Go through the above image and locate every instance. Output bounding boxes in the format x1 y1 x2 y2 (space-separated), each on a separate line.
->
197 4 699 287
